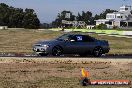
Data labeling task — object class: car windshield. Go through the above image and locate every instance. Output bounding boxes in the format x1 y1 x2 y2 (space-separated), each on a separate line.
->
56 34 70 41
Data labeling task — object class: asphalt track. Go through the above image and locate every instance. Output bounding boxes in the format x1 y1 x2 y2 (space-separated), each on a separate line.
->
0 53 132 59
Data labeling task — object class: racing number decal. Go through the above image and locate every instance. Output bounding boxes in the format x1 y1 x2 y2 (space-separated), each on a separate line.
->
76 36 82 41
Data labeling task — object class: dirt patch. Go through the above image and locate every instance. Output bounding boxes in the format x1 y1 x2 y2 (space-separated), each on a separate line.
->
0 57 131 88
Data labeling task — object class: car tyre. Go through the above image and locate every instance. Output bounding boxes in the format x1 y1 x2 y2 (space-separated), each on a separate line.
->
93 47 103 57
52 46 63 56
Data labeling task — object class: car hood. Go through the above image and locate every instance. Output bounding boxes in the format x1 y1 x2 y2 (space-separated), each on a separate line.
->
35 39 58 45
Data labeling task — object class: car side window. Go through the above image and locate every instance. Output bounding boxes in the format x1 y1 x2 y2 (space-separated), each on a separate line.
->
76 36 83 41
70 35 83 42
69 35 94 42
82 35 94 42
68 35 81 42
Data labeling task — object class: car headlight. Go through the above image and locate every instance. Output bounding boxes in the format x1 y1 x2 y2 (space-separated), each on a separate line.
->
41 45 50 48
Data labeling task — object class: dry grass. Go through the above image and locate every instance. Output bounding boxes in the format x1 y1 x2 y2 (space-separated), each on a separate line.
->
0 29 62 53
0 29 132 54
0 57 131 88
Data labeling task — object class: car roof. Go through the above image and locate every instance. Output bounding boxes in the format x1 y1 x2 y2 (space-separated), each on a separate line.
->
63 33 89 36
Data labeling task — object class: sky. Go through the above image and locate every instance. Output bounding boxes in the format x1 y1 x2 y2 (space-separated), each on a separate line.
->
0 0 132 23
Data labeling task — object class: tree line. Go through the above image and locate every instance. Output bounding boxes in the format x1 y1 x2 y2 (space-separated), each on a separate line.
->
52 9 117 28
0 3 40 29
0 3 124 29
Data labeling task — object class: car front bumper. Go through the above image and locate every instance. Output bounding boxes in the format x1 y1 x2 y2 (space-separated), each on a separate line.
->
33 46 50 54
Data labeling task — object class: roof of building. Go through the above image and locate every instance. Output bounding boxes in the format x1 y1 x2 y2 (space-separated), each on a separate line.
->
95 19 110 21
95 19 116 22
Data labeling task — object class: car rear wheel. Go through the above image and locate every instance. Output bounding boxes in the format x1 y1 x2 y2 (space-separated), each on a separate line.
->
93 47 103 57
52 46 63 56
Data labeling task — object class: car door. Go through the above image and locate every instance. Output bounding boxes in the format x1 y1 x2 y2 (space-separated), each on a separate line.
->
63 35 83 54
66 35 96 54
79 35 96 53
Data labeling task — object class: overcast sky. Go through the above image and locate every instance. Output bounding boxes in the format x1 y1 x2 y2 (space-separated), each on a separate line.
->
0 0 132 23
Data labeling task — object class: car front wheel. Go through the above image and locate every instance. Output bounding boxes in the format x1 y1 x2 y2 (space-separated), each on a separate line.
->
52 46 63 56
93 47 103 57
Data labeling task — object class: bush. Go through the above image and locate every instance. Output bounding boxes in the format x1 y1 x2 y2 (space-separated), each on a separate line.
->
113 26 118 29
96 23 107 29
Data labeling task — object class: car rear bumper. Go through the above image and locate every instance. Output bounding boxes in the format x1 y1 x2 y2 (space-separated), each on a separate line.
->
103 47 110 53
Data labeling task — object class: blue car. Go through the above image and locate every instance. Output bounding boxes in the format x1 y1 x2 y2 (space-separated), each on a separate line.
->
33 34 110 57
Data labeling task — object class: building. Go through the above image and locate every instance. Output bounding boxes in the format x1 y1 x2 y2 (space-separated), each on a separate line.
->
87 25 95 29
0 26 8 30
95 5 132 28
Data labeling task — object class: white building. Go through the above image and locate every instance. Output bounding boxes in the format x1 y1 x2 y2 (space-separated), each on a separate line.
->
87 25 95 29
95 5 132 28
0 26 8 30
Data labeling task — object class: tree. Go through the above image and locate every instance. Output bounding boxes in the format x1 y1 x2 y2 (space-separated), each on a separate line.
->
96 23 107 29
40 23 50 29
0 3 40 29
99 9 117 19
8 8 24 28
76 13 82 21
93 14 100 25
52 10 75 28
23 8 40 29
0 3 10 26
76 11 94 25
52 9 118 28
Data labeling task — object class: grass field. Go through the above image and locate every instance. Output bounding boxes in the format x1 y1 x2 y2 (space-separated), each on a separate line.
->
0 57 131 88
0 29 132 54
0 29 62 53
